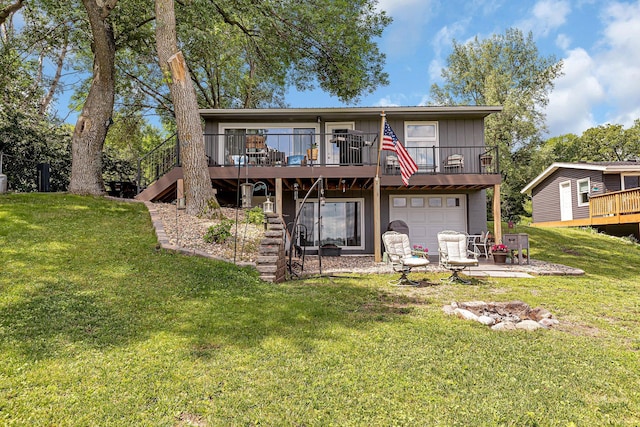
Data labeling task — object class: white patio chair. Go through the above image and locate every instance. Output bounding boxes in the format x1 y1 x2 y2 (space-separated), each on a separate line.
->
437 230 479 284
472 231 491 258
382 231 430 286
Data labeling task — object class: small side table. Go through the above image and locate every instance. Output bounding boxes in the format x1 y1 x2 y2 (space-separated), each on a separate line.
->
503 233 530 265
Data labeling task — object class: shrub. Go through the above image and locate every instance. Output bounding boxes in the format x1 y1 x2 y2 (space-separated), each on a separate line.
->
247 206 265 225
204 219 233 243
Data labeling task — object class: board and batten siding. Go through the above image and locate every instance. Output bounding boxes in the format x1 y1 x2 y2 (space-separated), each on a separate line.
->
438 119 485 147
531 168 605 223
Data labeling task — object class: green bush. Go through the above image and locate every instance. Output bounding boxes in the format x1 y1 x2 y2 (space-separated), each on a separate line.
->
203 219 233 243
247 206 265 225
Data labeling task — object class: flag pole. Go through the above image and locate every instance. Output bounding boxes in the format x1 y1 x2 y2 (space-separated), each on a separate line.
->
373 111 385 263
375 111 385 179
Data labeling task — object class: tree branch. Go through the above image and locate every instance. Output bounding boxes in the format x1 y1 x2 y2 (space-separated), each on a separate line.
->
0 0 23 26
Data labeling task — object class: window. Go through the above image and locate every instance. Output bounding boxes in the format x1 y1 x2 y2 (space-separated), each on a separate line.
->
404 121 438 172
577 178 590 206
297 199 364 249
221 123 319 159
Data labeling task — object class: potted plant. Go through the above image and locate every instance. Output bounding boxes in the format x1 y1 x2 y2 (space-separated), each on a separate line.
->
412 244 428 258
491 243 509 264
307 142 318 161
480 153 493 166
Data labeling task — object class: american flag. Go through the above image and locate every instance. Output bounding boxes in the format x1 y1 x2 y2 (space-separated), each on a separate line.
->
382 121 418 186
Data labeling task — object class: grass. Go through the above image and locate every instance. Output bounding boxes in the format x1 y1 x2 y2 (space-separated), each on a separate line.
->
1 193 639 425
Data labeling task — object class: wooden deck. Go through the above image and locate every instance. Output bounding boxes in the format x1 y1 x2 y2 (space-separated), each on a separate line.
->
532 188 640 227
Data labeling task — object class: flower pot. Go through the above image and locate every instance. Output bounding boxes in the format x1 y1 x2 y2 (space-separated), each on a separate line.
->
307 148 318 161
480 154 493 166
492 253 508 264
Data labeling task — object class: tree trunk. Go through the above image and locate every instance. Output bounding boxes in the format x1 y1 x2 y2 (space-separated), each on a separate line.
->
155 0 214 215
68 0 117 195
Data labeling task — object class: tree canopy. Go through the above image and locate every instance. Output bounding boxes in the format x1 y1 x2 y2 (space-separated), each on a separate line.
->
1 0 391 200
530 120 640 175
431 28 564 219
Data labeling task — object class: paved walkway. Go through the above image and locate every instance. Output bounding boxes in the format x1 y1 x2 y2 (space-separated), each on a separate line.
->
302 255 584 279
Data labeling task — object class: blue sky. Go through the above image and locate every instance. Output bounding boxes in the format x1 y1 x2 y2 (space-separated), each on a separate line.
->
286 0 640 139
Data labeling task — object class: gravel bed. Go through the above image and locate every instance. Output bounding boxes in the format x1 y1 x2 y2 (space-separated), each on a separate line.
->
150 202 584 276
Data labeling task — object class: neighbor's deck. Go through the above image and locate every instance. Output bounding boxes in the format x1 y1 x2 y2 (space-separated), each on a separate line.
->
532 188 640 227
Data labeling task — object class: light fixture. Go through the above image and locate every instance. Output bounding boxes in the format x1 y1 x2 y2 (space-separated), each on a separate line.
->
263 195 274 214
341 179 346 193
293 183 299 200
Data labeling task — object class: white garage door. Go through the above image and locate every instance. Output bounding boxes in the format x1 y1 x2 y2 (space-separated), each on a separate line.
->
389 194 466 252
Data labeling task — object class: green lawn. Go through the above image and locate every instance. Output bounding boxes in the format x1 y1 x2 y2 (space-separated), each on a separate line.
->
1 193 639 426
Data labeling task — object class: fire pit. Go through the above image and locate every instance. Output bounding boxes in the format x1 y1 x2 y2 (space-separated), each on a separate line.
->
443 300 559 331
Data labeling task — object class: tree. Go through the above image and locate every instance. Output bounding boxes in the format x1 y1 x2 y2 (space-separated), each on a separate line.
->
155 0 214 214
579 123 640 162
67 0 117 195
7 0 390 203
431 28 563 218
530 121 640 178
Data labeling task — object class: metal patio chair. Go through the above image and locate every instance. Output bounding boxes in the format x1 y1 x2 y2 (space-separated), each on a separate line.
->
437 230 479 284
382 231 430 286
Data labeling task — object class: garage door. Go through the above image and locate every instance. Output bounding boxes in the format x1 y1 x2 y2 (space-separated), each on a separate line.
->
389 194 466 252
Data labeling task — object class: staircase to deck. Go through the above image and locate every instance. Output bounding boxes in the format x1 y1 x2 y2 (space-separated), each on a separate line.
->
135 134 180 202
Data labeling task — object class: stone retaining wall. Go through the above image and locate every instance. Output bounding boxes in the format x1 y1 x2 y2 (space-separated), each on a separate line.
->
255 213 286 282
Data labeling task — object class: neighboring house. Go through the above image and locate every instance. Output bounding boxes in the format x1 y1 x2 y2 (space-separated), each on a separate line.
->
137 106 503 256
521 161 640 237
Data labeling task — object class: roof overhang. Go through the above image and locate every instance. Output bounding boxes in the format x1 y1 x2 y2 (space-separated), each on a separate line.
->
199 106 503 122
521 162 640 194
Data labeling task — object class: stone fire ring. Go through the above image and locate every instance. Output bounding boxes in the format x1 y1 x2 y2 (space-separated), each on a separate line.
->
442 300 559 331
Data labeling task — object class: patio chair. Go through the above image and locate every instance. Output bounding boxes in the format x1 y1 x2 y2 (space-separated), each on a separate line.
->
443 154 464 172
437 230 479 284
385 155 399 173
382 231 430 286
471 231 491 258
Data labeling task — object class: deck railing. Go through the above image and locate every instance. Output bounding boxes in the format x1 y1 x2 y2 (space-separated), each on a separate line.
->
136 132 499 190
136 133 178 193
590 188 640 218
203 132 499 174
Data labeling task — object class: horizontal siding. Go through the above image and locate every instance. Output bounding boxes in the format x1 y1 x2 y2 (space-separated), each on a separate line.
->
532 168 605 223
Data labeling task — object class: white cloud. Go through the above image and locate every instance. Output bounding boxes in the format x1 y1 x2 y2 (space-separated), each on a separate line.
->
374 95 402 107
596 1 640 119
518 0 571 37
377 0 439 56
555 33 571 50
376 0 428 14
545 48 603 135
427 21 469 82
544 0 640 135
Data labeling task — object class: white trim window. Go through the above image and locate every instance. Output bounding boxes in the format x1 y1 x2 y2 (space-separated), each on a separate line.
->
219 123 320 162
404 121 438 172
577 178 590 207
297 198 364 250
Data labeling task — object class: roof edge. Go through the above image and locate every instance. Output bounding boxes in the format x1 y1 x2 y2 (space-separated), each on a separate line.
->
199 105 503 118
521 162 607 194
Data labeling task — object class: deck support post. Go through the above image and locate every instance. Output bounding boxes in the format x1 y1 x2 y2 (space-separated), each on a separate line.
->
275 178 283 215
374 176 381 262
493 183 502 244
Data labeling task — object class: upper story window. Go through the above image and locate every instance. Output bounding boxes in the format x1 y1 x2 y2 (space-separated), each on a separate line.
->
221 124 319 157
404 121 439 171
577 178 590 206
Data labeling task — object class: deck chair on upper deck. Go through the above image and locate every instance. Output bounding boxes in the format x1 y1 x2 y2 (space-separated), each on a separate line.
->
437 230 479 284
382 231 430 286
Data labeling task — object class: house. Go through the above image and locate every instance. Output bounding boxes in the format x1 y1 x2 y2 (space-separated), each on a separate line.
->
521 161 640 237
137 106 503 258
